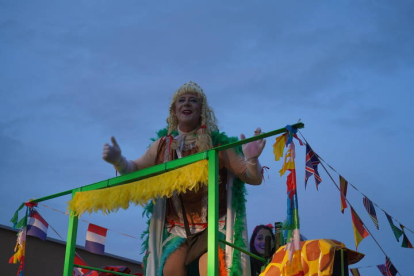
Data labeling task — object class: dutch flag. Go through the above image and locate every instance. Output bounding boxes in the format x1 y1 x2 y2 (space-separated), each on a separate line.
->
27 210 49 241
73 253 90 276
85 223 107 255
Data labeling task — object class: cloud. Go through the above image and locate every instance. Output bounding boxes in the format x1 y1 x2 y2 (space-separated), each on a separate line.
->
0 130 24 167
331 106 392 128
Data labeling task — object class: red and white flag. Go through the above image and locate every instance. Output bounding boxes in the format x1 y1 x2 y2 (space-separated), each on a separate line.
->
73 253 90 276
85 224 107 255
27 210 49 241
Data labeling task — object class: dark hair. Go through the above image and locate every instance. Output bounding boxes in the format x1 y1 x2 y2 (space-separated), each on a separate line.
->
249 225 276 276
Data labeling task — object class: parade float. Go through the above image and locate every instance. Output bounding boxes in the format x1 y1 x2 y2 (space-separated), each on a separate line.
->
9 122 409 276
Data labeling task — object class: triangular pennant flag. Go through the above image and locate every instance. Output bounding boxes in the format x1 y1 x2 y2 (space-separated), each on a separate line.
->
304 143 322 189
384 212 403 242
399 224 413 248
27 210 49 241
349 268 361 276
401 233 413 248
85 224 107 255
377 264 388 276
339 175 348 214
362 196 379 230
386 257 398 276
351 207 369 250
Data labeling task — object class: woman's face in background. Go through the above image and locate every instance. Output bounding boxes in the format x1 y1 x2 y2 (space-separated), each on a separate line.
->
254 228 274 256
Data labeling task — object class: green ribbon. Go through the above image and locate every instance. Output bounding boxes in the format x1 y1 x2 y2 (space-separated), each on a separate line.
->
15 213 28 229
10 203 25 229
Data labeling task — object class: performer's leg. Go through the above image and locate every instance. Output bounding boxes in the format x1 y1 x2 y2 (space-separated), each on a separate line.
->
163 242 189 276
199 252 208 276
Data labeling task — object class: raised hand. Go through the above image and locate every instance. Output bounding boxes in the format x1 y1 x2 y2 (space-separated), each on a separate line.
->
240 127 266 160
102 136 122 165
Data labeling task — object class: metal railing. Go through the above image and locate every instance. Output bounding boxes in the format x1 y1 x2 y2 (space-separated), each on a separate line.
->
26 122 305 276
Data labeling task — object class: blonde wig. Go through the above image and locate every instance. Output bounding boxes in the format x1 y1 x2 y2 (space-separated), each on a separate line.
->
167 81 218 151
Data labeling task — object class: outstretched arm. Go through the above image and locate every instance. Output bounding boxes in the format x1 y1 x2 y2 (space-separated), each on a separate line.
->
221 128 266 185
102 137 160 175
241 127 266 162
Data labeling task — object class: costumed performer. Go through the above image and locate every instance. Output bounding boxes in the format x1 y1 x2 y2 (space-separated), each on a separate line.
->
102 81 266 276
249 224 276 276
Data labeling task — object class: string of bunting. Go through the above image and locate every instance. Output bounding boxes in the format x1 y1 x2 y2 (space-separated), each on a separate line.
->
351 259 399 276
9 202 141 276
8 202 140 268
298 131 409 276
324 154 412 235
302 131 412 241
40 204 140 240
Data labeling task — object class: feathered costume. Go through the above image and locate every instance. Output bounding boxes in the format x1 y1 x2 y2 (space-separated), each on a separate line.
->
93 81 263 275
141 128 257 276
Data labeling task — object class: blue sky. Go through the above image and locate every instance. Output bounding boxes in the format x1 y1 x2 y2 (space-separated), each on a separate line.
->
1 1 413 275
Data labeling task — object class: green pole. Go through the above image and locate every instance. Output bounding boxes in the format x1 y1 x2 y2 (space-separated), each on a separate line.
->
213 122 304 152
207 150 219 276
219 239 266 263
340 249 345 276
63 189 79 276
274 222 284 249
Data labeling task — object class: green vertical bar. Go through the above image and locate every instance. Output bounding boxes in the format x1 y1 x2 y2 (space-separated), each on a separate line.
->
207 150 219 276
63 189 79 276
340 249 345 276
275 222 284 249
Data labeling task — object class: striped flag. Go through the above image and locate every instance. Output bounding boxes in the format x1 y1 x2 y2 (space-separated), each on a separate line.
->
349 268 361 276
386 257 398 276
73 253 91 276
26 210 49 241
339 175 348 213
85 224 107 255
384 212 403 242
362 196 379 229
351 207 369 250
304 144 322 189
377 264 388 276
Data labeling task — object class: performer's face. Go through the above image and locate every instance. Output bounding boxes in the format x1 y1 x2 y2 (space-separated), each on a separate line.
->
254 228 274 256
174 93 202 132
